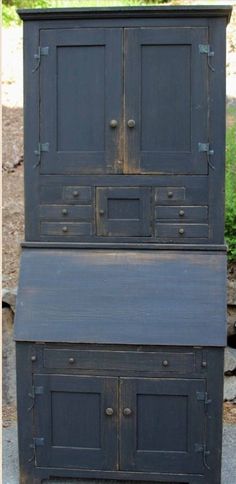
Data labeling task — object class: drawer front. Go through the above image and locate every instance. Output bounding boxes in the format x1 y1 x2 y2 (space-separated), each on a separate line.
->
155 187 185 202
156 223 209 238
63 186 92 203
40 222 92 236
40 185 92 204
44 349 195 373
39 205 92 220
155 206 208 221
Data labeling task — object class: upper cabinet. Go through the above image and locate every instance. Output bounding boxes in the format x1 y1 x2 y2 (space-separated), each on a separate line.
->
39 26 209 175
39 28 123 174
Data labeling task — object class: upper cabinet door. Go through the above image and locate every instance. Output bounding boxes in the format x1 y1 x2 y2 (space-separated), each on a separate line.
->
39 29 123 174
124 28 209 175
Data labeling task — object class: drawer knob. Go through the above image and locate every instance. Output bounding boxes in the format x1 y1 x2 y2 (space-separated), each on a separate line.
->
179 228 185 235
110 119 118 128
167 191 173 198
123 407 132 416
62 226 68 233
179 210 185 217
73 190 79 198
99 209 105 216
127 119 135 128
62 208 68 216
31 355 37 362
69 357 75 364
162 359 169 367
105 407 114 416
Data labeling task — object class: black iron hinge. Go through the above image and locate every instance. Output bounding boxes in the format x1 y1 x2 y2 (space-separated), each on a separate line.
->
34 142 49 168
199 44 215 72
28 437 44 465
32 46 49 73
196 391 212 412
195 443 211 470
198 142 215 170
27 385 44 412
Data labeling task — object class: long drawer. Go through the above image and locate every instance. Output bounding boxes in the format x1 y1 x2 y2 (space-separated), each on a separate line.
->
156 224 209 238
39 205 92 220
40 222 92 236
155 206 208 222
43 349 195 373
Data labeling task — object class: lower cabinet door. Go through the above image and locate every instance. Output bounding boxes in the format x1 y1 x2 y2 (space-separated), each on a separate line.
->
120 377 206 474
33 374 118 469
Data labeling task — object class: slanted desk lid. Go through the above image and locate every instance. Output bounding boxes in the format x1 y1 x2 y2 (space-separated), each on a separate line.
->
14 249 227 346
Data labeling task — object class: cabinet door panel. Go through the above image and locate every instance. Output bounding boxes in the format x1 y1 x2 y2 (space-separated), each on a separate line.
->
125 28 208 174
34 374 118 469
40 29 122 174
120 378 206 474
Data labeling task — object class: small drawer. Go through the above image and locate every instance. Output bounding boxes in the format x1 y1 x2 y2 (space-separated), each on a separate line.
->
63 186 92 203
40 222 92 236
155 206 208 222
156 223 209 238
155 187 185 202
44 349 195 373
39 205 92 220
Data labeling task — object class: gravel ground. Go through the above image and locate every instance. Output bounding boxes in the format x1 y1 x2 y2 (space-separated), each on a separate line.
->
3 422 236 484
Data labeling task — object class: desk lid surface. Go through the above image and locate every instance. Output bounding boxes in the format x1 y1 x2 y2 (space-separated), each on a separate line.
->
14 249 226 346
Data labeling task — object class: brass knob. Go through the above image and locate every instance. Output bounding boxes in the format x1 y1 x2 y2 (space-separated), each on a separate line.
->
167 191 173 198
73 190 79 198
123 407 132 416
162 360 169 367
127 119 135 128
110 119 118 128
105 407 114 416
62 226 68 233
179 210 185 217
62 208 68 216
99 210 105 216
69 357 75 364
179 228 185 235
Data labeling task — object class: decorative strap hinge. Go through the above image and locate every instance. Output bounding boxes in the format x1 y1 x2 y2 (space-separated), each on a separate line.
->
32 46 49 73
27 385 44 412
28 437 45 464
196 391 212 412
34 142 49 168
198 142 215 170
199 44 215 72
195 443 211 470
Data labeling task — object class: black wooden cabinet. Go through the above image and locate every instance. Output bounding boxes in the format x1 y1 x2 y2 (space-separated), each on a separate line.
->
19 6 231 245
15 6 231 484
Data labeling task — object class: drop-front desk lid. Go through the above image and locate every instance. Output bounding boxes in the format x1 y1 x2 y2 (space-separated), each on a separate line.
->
14 249 227 346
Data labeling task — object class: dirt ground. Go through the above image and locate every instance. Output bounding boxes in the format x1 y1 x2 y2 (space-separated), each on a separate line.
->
2 4 236 425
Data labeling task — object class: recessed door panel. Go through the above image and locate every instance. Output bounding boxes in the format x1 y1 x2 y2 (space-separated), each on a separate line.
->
40 29 122 174
124 28 209 174
120 378 206 473
34 374 118 469
96 187 151 237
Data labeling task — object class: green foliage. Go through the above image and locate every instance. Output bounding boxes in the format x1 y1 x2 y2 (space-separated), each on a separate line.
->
2 0 169 26
225 120 236 261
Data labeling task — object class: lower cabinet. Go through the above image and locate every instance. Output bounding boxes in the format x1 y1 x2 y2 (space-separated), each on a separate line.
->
33 374 205 474
16 344 224 483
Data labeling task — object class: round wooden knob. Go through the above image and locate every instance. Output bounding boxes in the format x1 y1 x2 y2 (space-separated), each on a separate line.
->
127 119 135 128
99 210 105 216
110 119 118 128
123 408 132 416
162 360 169 367
69 357 75 364
179 210 185 217
73 190 79 198
105 407 114 416
167 191 173 198
179 228 185 235
62 208 68 216
62 226 68 233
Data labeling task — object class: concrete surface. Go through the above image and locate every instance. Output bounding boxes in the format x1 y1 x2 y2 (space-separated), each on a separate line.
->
2 422 236 484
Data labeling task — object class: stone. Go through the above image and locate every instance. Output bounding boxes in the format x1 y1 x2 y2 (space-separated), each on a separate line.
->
228 280 236 306
2 307 16 405
224 376 236 402
224 347 236 374
2 287 18 313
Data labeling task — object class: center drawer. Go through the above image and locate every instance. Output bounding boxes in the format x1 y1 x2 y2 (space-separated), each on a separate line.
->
43 349 195 373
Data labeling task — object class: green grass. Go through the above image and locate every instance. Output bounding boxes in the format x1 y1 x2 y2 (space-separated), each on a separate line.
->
225 109 236 262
